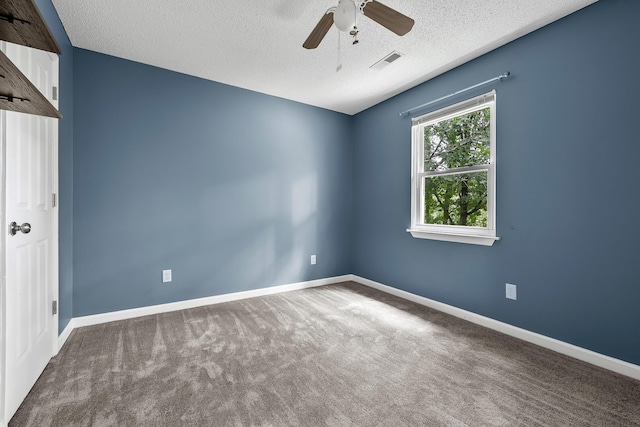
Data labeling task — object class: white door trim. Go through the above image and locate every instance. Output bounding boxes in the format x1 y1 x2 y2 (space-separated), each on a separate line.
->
49 49 60 359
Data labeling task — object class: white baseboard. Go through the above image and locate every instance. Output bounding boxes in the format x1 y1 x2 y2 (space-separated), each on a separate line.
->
56 273 640 381
57 275 351 351
350 274 640 381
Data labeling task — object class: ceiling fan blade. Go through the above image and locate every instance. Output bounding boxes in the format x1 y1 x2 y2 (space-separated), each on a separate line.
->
362 1 414 36
303 11 334 49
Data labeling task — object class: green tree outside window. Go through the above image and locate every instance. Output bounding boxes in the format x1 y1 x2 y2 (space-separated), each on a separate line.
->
423 108 490 227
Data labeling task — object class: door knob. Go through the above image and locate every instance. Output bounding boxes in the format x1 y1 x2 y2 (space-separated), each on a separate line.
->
9 222 31 236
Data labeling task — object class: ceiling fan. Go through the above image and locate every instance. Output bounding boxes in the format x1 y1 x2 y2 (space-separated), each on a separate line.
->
303 0 414 49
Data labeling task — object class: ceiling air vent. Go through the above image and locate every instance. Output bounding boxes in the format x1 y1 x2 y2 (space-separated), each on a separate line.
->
370 51 403 71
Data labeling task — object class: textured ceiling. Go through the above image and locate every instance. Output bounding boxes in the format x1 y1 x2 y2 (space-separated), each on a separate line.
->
51 0 597 115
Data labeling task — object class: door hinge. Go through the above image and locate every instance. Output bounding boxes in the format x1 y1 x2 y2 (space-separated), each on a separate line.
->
52 300 58 315
52 86 58 101
52 193 57 208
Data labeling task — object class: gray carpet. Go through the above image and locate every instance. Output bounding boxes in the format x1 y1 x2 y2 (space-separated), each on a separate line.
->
10 282 640 426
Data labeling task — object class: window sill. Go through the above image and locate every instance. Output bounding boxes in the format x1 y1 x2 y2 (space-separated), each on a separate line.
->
406 229 500 246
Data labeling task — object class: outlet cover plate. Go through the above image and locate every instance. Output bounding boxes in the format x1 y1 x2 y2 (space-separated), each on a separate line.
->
162 269 172 283
506 283 517 300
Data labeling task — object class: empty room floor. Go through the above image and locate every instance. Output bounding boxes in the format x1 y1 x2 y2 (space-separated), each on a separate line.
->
10 282 640 426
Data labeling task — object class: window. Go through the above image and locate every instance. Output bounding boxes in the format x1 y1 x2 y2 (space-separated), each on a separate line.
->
407 91 499 246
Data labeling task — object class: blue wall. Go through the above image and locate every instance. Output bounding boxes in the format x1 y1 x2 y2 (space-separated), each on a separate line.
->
353 0 640 365
72 50 353 316
35 0 74 333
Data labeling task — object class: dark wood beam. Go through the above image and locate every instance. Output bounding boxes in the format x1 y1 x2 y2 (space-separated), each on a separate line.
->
0 0 61 54
0 50 61 118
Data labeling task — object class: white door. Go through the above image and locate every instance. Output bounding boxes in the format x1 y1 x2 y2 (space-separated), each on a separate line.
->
1 41 59 423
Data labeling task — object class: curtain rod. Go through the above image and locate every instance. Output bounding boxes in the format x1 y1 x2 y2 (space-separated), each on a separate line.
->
399 71 511 117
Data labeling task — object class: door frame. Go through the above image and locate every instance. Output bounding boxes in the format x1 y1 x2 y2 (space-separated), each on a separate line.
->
0 41 60 426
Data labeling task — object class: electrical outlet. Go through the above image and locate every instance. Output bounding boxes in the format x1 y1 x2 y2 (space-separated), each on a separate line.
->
506 283 517 300
310 255 316 265
162 269 172 283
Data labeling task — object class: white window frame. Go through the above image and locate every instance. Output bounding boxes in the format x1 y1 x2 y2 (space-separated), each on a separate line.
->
407 91 499 246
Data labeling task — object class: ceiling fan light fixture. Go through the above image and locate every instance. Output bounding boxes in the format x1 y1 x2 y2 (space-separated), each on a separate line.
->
303 0 414 49
333 0 356 32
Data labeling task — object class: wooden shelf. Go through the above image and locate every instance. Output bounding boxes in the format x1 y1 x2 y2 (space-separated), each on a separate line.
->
0 50 61 118
0 0 61 118
0 0 61 54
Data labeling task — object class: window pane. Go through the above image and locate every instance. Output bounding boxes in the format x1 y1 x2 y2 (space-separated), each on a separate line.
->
424 107 491 171
423 171 488 227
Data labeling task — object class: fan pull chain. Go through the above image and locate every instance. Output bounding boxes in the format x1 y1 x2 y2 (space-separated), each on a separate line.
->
336 30 342 72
